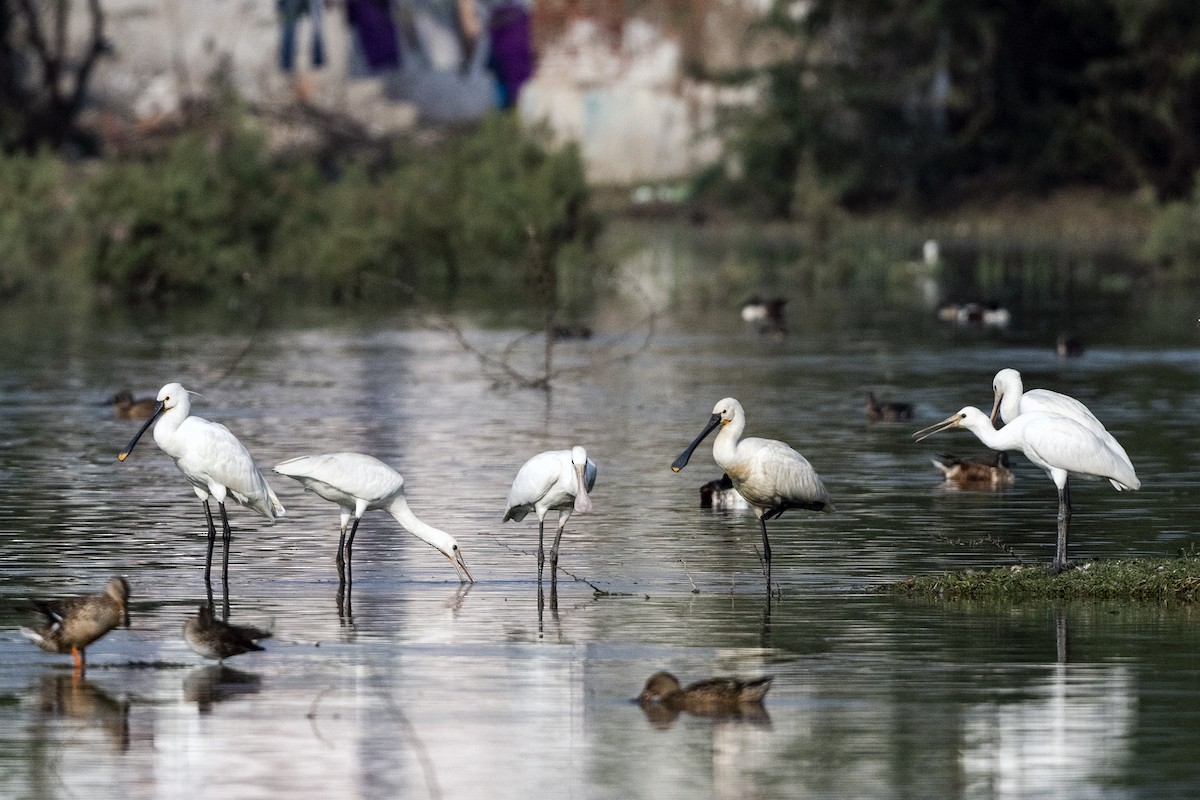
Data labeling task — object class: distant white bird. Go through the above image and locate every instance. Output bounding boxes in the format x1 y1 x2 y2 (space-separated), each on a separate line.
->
273 452 472 583
914 406 1140 572
118 383 284 593
990 368 1135 489
672 397 834 583
502 446 596 582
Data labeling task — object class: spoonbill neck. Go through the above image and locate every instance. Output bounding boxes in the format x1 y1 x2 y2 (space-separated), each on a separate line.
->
386 496 456 553
712 419 744 463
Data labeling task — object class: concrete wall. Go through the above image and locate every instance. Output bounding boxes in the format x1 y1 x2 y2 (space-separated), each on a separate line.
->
80 1 752 182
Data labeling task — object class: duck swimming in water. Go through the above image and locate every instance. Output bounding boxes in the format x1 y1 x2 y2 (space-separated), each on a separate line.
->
637 670 773 714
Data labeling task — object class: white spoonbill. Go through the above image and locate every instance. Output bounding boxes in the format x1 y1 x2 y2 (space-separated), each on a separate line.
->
990 368 1136 488
671 397 834 583
502 446 596 582
914 406 1140 572
118 383 284 593
272 453 473 583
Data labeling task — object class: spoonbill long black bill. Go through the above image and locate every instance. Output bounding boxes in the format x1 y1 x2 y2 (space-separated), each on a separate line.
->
502 445 597 585
118 383 284 607
672 397 834 585
914 406 1140 573
272 452 473 584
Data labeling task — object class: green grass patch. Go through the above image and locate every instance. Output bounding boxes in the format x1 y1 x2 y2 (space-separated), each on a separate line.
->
883 556 1200 603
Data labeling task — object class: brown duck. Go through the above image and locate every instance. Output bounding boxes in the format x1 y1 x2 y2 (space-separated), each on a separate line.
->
109 390 159 420
637 670 773 715
931 451 1014 489
21 577 130 671
183 604 271 661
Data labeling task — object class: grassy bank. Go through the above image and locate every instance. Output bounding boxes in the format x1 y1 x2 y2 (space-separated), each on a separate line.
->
883 555 1200 603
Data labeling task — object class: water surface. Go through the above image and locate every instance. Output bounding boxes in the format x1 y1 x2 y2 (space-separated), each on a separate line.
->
1 258 1199 798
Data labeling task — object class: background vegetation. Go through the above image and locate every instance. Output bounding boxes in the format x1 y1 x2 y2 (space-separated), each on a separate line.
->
3 0 1200 310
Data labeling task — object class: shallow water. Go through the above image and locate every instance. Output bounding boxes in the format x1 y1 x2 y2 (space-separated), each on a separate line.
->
1 281 1199 798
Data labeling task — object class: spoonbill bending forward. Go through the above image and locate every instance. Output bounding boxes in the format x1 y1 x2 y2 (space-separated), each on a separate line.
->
990 368 1134 485
672 397 834 584
118 383 284 595
503 446 596 582
914 406 1140 572
273 453 473 583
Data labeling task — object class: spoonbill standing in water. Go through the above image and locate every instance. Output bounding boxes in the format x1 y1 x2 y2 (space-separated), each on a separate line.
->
914 406 1140 572
502 445 596 583
671 397 834 584
272 452 473 584
118 383 284 600
989 368 1135 485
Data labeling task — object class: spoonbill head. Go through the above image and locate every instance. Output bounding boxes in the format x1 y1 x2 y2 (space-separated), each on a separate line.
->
20 577 130 672
273 452 472 584
118 383 284 600
502 445 597 582
672 397 834 583
914 406 1140 571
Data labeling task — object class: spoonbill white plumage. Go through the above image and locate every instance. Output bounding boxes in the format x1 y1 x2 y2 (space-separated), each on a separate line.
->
914 406 1140 572
990 368 1136 489
671 397 834 583
272 452 473 583
118 383 284 594
502 445 596 582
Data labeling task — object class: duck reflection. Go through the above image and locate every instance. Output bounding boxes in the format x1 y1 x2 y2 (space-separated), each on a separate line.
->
32 673 131 752
183 664 262 714
636 671 773 730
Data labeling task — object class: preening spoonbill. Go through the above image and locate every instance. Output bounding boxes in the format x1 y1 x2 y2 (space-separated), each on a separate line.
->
914 406 1140 572
671 397 834 584
183 604 271 661
990 368 1136 488
272 452 473 583
866 391 913 422
502 445 596 582
118 383 284 596
20 577 130 673
931 451 1014 489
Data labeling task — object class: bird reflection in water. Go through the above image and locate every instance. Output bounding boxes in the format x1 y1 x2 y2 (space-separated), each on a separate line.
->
183 664 262 714
33 673 131 752
636 671 773 730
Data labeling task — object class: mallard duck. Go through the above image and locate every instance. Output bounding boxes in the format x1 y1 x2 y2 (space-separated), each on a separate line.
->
931 451 1014 489
637 670 773 714
21 577 130 671
183 604 271 661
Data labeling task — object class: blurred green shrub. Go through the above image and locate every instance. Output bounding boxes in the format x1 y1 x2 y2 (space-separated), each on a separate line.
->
1143 177 1200 280
0 106 599 308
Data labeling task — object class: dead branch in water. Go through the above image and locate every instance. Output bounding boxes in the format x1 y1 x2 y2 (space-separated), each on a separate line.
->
363 272 659 390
